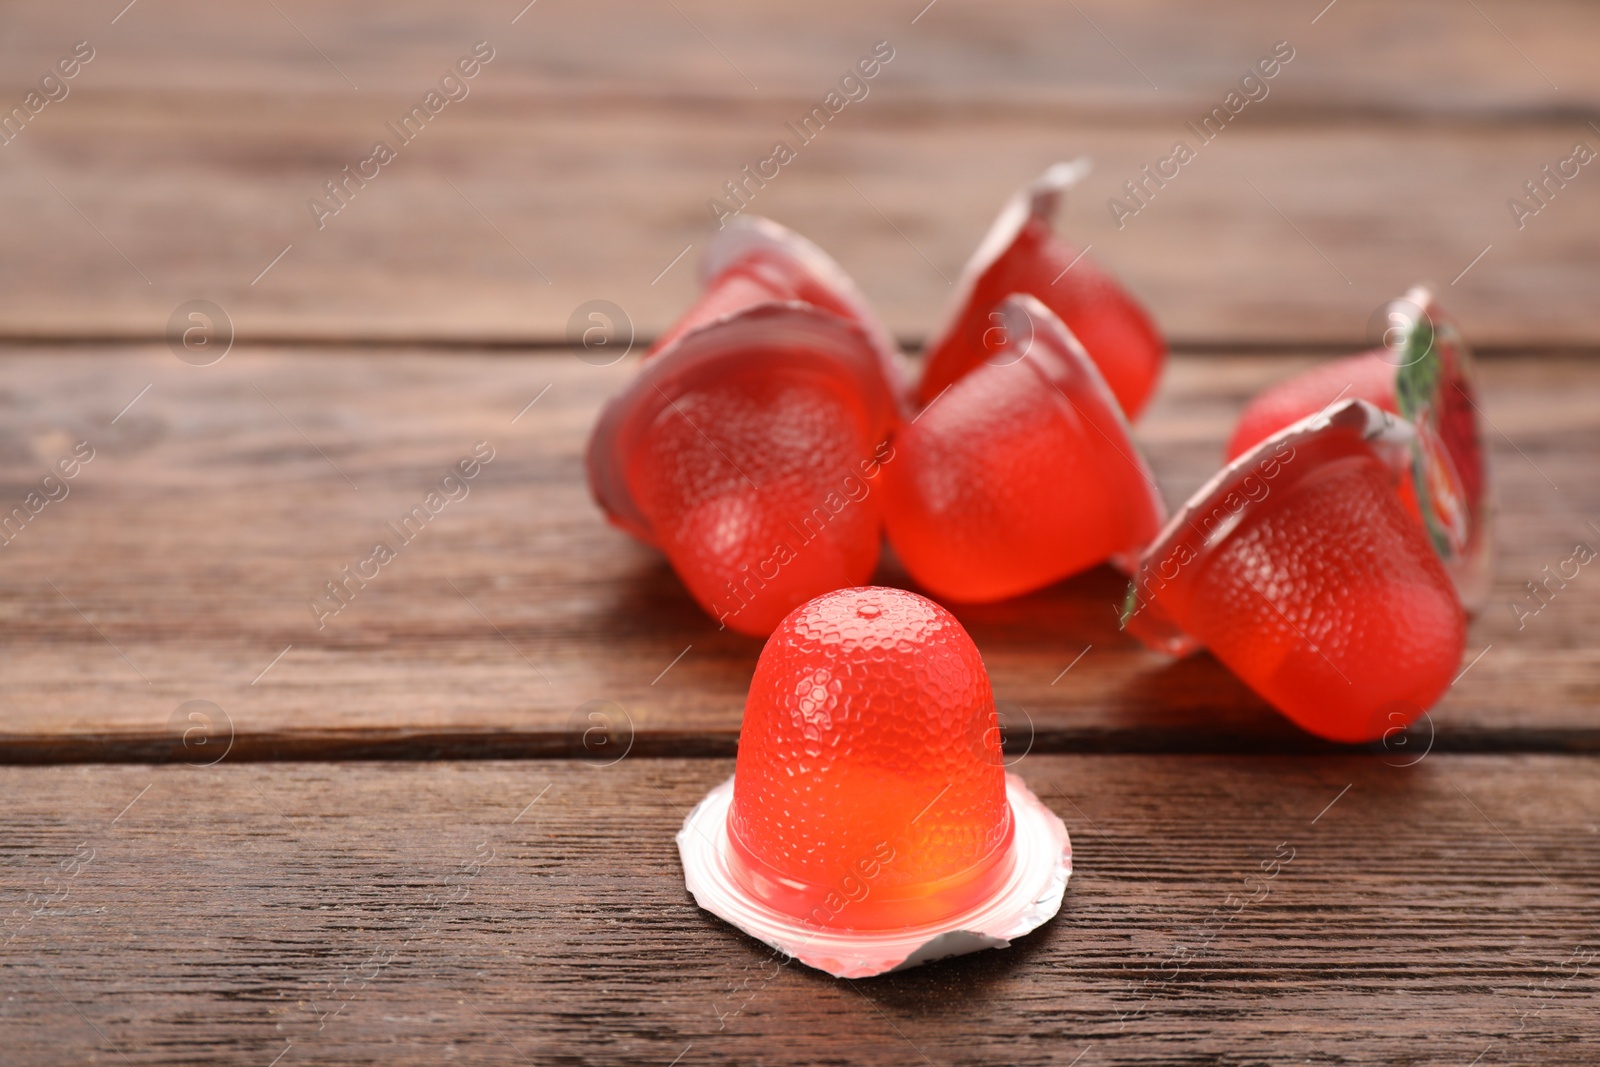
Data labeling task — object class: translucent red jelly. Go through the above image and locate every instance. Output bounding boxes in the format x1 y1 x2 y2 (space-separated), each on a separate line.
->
1225 348 1465 566
919 163 1165 419
885 295 1165 603
1223 290 1490 609
628 358 888 636
1226 350 1397 461
651 244 856 355
727 587 1015 930
1126 402 1466 743
587 219 908 635
1227 343 1488 523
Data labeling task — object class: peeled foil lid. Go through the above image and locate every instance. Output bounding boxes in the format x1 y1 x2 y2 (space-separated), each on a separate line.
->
677 774 1071 980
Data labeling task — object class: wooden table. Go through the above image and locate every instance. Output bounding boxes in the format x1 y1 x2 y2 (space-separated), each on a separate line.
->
3 2 1597 1063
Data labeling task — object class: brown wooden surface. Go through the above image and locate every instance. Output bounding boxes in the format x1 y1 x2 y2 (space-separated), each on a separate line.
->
0 348 1593 759
0 1 1597 345
4 0 1598 1062
4 756 1598 1065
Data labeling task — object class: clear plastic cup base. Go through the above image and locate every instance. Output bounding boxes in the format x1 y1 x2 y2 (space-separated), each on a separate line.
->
677 774 1072 979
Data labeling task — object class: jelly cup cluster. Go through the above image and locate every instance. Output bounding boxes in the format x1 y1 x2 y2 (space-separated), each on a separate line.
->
591 163 1491 974
588 161 1167 638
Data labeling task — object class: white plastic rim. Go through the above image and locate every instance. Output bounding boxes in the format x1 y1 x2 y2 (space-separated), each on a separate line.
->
677 773 1072 980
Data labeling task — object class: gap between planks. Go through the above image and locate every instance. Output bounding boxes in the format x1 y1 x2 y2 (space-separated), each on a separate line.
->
0 336 1598 359
3 725 1598 765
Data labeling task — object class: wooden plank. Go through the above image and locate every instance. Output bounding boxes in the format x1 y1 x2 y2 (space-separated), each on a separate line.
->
0 347 1593 759
4 0 1593 113
0 3 1596 345
7 99 1596 350
2 755 1597 1064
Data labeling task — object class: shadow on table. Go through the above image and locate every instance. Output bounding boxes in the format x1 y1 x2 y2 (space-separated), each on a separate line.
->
586 543 1439 758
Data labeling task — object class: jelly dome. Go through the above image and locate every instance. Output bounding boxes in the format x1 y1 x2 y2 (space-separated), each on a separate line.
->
727 587 1015 930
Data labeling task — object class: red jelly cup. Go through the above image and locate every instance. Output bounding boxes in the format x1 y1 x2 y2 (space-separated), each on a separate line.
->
1226 350 1395 460
885 294 1166 603
677 587 1071 978
586 303 898 636
1226 287 1491 611
919 160 1166 419
651 215 908 408
1123 400 1467 744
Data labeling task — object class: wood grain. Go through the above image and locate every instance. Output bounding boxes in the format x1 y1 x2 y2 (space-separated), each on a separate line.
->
2 755 1597 1065
0 346 1592 759
5 0 1595 111
3 3 1594 1060
0 2 1596 346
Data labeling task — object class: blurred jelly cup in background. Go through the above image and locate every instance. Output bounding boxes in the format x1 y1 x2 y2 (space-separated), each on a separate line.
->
1123 400 1467 744
587 219 907 637
1225 286 1490 612
677 587 1071 978
885 295 1166 603
918 160 1167 421
587 165 1172 636
647 215 908 409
